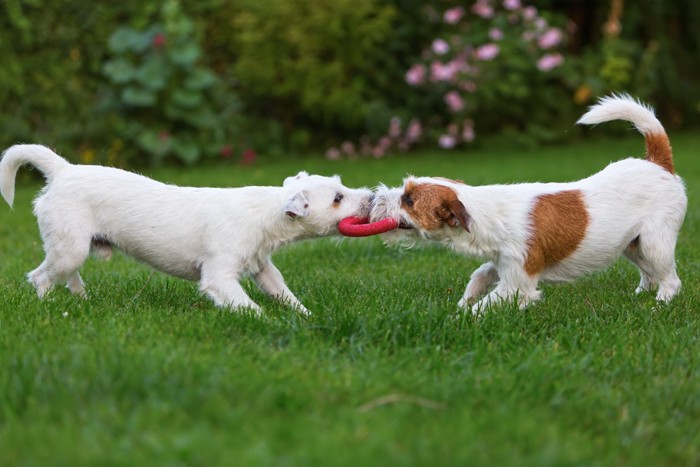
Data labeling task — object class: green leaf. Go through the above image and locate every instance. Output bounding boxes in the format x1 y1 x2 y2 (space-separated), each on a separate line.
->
121 87 157 107
108 27 137 53
171 89 202 108
171 136 200 164
168 42 200 66
165 103 217 128
184 68 218 90
108 27 152 54
136 130 170 158
103 59 136 84
135 57 169 91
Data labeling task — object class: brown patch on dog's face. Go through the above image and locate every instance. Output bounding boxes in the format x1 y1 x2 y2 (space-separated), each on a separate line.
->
401 181 471 231
524 190 589 275
331 192 344 208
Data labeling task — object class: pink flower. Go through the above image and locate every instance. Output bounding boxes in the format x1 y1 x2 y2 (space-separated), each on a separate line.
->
371 147 385 158
325 147 341 160
462 120 475 142
340 141 356 156
438 134 457 149
503 0 521 10
538 28 563 49
443 7 465 24
522 31 536 42
522 6 538 20
471 1 494 19
406 119 422 143
388 117 401 138
536 53 564 71
432 38 450 55
460 81 477 93
430 61 454 82
488 28 503 41
405 64 426 85
444 91 465 113
378 136 393 150
535 18 547 30
475 43 500 61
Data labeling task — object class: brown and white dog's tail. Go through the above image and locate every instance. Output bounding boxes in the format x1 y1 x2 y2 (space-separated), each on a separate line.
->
577 94 674 174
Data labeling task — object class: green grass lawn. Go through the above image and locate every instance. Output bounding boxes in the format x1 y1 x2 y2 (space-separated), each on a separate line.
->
1 133 698 466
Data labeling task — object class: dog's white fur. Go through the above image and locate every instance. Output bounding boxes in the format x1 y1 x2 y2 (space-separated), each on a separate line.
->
371 95 687 313
0 145 373 313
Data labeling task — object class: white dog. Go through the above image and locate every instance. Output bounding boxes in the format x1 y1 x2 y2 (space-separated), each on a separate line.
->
0 144 373 313
370 95 687 313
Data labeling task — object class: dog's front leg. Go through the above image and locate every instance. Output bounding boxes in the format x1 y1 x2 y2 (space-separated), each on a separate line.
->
458 261 499 308
468 262 541 314
199 260 261 313
254 259 309 314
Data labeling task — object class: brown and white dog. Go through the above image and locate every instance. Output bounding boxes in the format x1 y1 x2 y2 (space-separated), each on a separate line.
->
370 95 687 313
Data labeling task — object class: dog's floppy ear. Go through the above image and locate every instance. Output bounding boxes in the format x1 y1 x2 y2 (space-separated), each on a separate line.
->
284 191 309 218
445 199 472 232
283 171 309 186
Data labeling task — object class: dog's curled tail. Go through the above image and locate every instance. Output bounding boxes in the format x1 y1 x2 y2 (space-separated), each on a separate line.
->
0 144 70 208
576 93 674 174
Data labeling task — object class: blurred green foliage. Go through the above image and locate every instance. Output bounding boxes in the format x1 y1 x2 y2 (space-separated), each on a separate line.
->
231 0 395 139
0 0 698 165
102 0 240 165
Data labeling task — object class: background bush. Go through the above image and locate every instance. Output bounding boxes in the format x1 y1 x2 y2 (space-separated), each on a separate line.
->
102 0 241 165
229 0 396 151
0 0 698 165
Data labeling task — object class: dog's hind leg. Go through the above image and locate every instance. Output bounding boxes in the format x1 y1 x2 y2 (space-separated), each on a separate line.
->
27 261 53 298
624 236 655 294
29 231 91 298
644 232 681 302
199 259 261 313
458 261 499 308
626 228 681 302
43 239 91 297
254 258 308 314
29 206 93 297
66 272 87 298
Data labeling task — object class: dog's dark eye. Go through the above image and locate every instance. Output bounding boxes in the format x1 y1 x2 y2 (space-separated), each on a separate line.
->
333 193 344 204
402 194 414 208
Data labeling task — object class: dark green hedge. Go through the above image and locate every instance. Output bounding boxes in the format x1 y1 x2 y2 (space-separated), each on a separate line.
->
0 0 697 165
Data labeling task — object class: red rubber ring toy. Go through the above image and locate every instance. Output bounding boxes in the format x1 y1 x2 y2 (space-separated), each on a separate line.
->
338 216 399 237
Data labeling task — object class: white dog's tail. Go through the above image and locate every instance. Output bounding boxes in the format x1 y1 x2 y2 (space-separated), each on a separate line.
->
577 94 674 174
0 144 71 207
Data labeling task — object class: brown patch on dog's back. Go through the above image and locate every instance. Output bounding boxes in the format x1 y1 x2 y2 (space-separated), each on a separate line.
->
525 190 588 275
645 133 674 174
402 182 471 231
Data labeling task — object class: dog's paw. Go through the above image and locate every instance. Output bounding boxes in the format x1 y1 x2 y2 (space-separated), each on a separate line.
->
460 293 481 307
457 295 489 316
244 304 264 316
225 301 262 316
470 301 488 316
